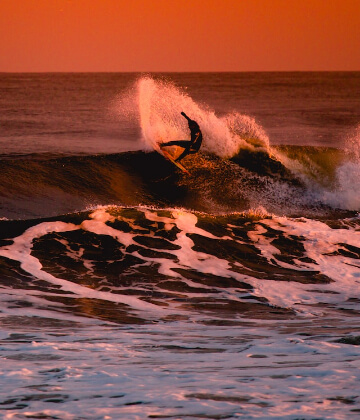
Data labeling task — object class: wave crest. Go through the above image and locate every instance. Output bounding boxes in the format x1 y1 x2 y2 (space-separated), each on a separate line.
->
136 76 269 158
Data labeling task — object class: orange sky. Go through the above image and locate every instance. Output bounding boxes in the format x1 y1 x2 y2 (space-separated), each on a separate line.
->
0 0 359 72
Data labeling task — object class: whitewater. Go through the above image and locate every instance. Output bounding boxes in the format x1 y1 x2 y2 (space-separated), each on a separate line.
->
0 72 359 419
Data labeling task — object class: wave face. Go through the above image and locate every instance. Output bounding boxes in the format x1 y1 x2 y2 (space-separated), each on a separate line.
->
0 146 359 220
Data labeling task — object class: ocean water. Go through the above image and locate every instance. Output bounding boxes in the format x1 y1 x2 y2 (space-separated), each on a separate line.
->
0 72 359 420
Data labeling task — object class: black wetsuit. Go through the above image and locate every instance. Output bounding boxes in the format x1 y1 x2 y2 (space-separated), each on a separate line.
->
160 112 203 162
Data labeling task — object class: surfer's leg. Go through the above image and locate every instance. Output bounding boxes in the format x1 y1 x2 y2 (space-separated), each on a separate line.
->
160 140 189 148
175 147 190 162
176 147 199 162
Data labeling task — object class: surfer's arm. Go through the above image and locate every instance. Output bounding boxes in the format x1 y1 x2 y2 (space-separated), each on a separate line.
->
190 131 200 145
181 111 190 121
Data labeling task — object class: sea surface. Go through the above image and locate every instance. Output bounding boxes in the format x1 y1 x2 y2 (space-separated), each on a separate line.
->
0 72 359 419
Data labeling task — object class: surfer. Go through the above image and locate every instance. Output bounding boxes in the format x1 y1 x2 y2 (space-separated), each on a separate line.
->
160 112 202 162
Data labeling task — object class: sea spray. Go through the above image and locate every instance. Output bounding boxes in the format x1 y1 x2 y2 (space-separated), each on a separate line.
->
136 76 270 157
137 77 193 150
322 125 360 211
345 122 360 161
302 125 360 211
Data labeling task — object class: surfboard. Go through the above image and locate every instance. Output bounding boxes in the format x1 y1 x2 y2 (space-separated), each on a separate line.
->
154 144 191 175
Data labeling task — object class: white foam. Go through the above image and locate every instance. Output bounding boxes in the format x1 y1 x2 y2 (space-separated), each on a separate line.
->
0 219 166 313
139 209 232 279
130 209 342 313
254 217 360 311
1 320 360 419
269 217 360 287
81 209 135 248
1 207 359 317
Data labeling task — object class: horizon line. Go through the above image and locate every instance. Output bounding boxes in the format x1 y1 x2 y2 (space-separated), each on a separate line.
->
1 70 359 74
